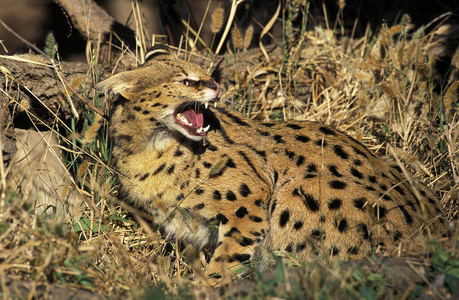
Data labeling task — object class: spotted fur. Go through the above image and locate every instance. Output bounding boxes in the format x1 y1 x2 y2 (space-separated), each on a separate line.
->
97 45 447 283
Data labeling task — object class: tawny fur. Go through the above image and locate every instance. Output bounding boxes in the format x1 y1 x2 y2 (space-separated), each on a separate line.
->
98 45 446 282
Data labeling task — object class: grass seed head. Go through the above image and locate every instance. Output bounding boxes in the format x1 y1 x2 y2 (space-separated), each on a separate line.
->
401 14 412 27
231 26 244 51
244 25 254 50
417 61 431 81
211 7 224 34
380 81 397 100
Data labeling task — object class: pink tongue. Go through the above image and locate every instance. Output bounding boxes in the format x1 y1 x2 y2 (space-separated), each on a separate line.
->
181 109 204 128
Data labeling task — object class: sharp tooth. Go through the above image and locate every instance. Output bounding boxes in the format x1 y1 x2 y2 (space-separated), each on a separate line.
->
205 102 208 109
214 101 217 108
196 127 202 133
177 113 191 125
203 124 210 132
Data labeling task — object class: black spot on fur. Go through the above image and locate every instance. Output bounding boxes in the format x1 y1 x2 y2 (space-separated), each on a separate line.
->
393 230 402 241
293 187 320 212
236 207 249 218
255 150 266 158
336 218 348 233
350 167 363 179
195 188 204 195
354 159 363 166
319 126 336 135
394 185 405 196
225 227 240 237
296 243 307 252
353 146 368 158
328 198 342 210
270 199 278 216
314 139 327 147
249 216 263 222
167 164 175 174
174 149 184 157
307 163 317 173
285 149 295 159
226 158 236 168
357 223 369 240
296 135 310 143
254 199 263 207
226 190 237 201
239 183 252 197
334 145 349 159
368 175 377 183
391 165 403 173
381 193 392 201
180 181 189 190
353 197 367 210
206 143 218 151
118 134 132 142
273 135 285 143
296 155 305 166
373 205 387 218
176 193 184 201
216 213 229 224
328 165 343 177
398 205 413 224
347 246 359 255
224 111 251 127
287 124 302 130
195 168 201 178
139 173 150 181
279 209 290 227
294 221 304 230
209 273 222 279
330 246 340 256
233 253 251 262
329 180 346 189
285 244 293 253
257 130 270 136
153 163 166 175
311 229 326 240
194 203 205 210
213 190 222 200
239 237 255 246
203 162 212 168
133 106 142 112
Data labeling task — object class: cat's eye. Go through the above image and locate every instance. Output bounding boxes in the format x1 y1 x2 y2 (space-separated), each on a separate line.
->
180 79 199 86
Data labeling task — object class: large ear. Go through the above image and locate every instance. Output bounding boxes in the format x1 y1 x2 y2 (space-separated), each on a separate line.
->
96 71 144 100
144 44 176 63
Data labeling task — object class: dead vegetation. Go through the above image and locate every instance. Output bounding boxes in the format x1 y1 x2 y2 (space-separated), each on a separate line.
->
0 0 458 298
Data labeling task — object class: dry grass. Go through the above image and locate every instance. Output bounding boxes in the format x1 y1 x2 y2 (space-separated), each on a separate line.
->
0 1 458 299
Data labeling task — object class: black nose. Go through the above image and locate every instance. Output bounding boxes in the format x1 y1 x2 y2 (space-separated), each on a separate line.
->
203 81 219 91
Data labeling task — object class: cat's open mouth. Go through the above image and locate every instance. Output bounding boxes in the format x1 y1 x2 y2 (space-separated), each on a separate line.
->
174 101 220 136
